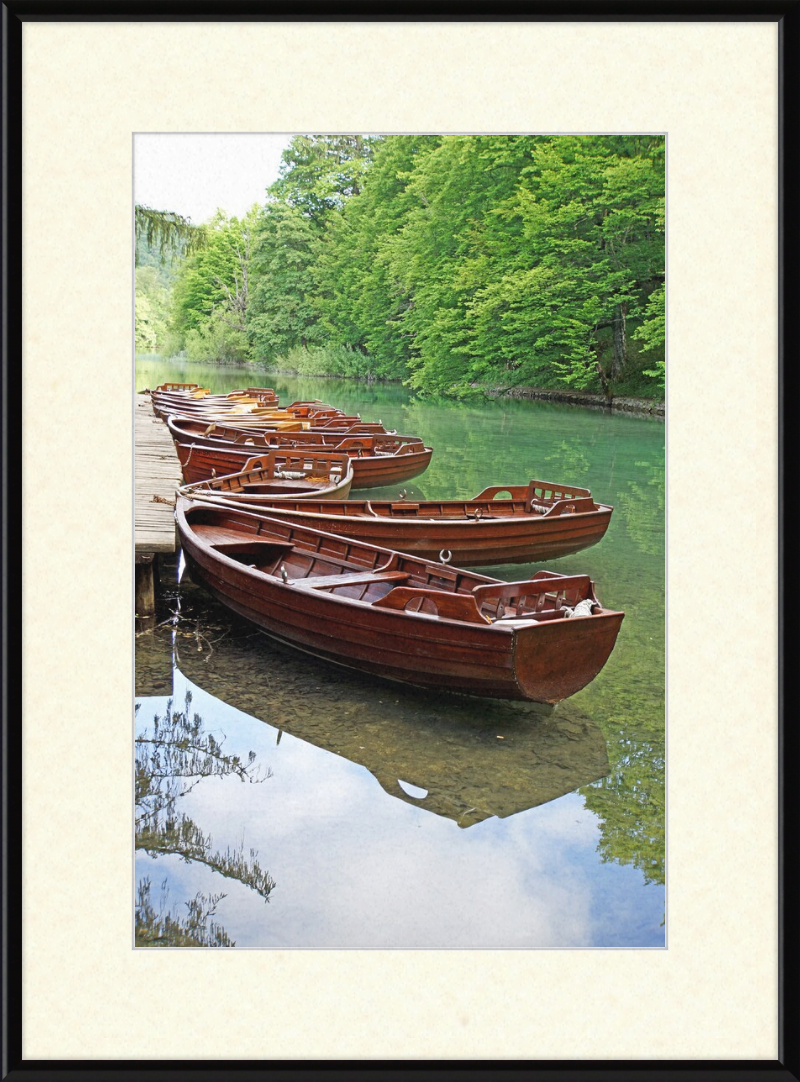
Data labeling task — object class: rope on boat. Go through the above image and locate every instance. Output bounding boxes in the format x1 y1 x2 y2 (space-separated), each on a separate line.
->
563 598 599 618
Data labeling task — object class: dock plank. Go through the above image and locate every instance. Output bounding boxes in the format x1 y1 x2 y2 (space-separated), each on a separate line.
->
135 395 182 554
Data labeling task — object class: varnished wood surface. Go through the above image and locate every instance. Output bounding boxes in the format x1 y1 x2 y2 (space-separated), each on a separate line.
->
135 395 181 554
176 486 613 565
176 500 625 703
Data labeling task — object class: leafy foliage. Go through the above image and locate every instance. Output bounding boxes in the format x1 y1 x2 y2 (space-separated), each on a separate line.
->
633 283 666 382
246 200 324 360
134 266 171 353
134 205 204 265
142 134 664 396
314 134 442 377
170 209 256 362
269 134 382 225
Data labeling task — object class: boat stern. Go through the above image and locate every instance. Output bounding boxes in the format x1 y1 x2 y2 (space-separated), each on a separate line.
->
512 610 625 703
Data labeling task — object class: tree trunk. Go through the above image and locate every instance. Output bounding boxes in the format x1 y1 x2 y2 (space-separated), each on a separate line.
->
595 359 612 400
611 303 628 381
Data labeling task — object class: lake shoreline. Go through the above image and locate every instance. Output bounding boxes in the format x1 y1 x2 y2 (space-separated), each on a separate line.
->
139 357 664 419
251 366 665 417
488 386 665 418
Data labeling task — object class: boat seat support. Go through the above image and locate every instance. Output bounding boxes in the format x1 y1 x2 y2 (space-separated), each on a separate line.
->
373 587 491 624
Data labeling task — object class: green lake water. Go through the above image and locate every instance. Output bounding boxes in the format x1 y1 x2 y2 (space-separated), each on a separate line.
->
135 357 665 948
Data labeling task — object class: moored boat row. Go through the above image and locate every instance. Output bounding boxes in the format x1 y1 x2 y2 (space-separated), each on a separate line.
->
143 381 624 704
166 414 434 489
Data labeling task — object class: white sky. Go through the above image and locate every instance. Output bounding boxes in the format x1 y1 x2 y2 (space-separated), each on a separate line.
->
133 133 294 224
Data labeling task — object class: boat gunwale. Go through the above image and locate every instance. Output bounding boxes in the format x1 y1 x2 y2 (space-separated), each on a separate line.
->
181 491 613 525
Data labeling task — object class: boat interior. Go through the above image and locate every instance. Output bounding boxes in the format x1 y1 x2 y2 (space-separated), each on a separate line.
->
181 452 349 497
188 509 598 625
169 418 424 456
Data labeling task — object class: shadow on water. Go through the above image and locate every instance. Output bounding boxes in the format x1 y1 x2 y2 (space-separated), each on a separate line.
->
136 558 611 832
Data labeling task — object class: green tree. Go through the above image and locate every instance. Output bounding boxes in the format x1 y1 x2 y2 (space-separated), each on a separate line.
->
382 134 542 393
245 134 384 368
134 205 205 265
315 134 442 378
135 265 171 352
269 134 382 226
170 208 256 362
633 282 666 386
460 136 665 395
308 134 664 396
246 200 324 360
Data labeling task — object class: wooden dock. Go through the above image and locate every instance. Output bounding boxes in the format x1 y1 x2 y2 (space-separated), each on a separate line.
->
135 394 182 619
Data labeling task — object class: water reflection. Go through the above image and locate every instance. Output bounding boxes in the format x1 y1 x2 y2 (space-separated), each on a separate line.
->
135 586 668 947
616 451 666 558
168 591 611 829
582 738 665 887
135 689 274 947
137 579 611 831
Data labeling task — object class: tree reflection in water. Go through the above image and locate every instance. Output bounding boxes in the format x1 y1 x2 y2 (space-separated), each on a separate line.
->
135 692 274 947
135 878 234 948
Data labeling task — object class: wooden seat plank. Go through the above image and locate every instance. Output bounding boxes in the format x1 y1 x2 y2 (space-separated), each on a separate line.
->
292 570 410 590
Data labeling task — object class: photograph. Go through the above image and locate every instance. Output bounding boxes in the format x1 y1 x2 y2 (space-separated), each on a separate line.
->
134 131 666 950
9 9 786 1070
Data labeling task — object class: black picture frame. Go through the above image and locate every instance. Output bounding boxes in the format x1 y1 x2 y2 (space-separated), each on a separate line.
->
2 2 792 1078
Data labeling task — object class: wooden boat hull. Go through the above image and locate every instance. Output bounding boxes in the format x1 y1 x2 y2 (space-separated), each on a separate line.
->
186 492 612 565
180 452 354 501
172 433 432 488
165 414 404 448
151 384 279 405
151 392 342 424
176 449 353 498
176 501 624 704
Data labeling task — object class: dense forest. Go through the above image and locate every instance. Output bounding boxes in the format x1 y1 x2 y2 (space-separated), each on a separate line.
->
135 134 665 399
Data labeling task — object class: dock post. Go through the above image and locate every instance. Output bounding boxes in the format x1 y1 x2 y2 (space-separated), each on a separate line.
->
135 553 157 619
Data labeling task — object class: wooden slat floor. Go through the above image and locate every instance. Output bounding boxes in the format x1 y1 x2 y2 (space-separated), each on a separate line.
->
135 395 182 554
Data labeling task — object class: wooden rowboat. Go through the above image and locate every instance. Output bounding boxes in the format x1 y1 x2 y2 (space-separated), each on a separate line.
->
151 383 279 405
151 396 346 424
165 413 388 436
175 499 624 703
154 402 379 432
179 479 612 565
179 451 354 500
168 416 433 488
149 388 389 435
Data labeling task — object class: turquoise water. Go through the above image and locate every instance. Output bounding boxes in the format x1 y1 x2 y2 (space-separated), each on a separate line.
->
135 359 665 948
